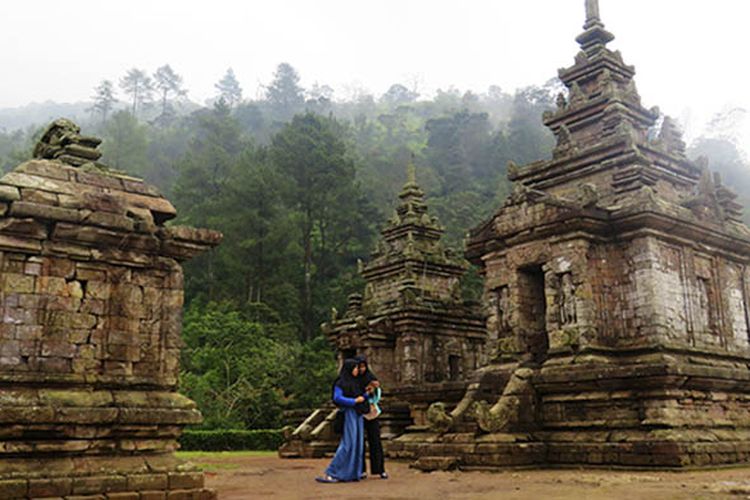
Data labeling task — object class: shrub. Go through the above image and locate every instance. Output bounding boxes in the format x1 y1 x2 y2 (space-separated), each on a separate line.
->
179 429 284 451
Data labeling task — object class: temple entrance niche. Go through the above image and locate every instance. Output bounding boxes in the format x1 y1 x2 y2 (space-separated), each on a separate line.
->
517 265 549 363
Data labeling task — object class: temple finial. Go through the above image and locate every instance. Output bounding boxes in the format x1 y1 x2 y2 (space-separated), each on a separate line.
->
577 0 613 54
585 0 601 26
407 155 417 185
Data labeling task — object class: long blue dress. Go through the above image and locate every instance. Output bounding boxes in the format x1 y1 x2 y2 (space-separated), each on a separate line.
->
324 385 364 481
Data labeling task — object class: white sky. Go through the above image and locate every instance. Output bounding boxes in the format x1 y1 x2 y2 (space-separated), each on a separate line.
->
0 0 748 151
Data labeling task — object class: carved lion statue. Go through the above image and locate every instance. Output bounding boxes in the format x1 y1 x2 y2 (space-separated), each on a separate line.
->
426 402 454 434
472 399 519 434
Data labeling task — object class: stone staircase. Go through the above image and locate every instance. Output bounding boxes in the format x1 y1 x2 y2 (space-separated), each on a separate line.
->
279 400 413 458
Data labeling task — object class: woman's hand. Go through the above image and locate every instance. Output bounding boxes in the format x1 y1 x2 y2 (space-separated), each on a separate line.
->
355 396 365 404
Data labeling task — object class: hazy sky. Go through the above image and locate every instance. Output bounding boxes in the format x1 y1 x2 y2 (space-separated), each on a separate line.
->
1 0 748 150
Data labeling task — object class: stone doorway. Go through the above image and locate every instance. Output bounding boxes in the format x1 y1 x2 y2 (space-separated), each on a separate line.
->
517 265 549 363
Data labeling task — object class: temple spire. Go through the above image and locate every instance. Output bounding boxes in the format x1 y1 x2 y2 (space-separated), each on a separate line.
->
406 156 417 186
585 0 601 26
576 0 614 55
399 157 425 208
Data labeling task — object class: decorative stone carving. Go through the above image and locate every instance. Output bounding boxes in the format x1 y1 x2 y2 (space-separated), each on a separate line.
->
426 402 454 434
556 92 567 110
472 367 535 433
496 286 512 332
558 273 577 326
33 118 103 167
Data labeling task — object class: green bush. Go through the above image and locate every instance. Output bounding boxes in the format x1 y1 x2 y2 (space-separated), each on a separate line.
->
179 301 337 430
179 429 284 451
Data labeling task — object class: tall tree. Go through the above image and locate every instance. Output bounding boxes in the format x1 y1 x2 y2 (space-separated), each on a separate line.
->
100 110 149 175
173 100 247 302
507 86 555 164
119 68 153 117
153 64 186 122
266 63 305 121
270 113 375 340
215 68 243 108
381 83 419 106
89 80 118 126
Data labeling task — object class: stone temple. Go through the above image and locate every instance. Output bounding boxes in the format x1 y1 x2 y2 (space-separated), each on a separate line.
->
280 162 486 457
391 0 750 469
0 120 220 499
287 0 750 469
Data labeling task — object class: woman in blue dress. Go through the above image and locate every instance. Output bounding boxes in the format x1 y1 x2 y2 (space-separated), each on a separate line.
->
316 358 366 483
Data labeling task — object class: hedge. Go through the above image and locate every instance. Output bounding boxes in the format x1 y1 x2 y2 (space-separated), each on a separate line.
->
179 429 284 451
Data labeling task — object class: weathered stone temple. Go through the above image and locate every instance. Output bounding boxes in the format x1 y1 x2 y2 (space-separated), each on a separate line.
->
390 0 750 469
280 163 486 457
0 120 220 498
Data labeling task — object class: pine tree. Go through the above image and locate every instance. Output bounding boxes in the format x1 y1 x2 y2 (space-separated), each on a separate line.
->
215 68 243 108
119 69 153 117
100 110 149 174
266 63 305 120
153 64 186 123
270 113 375 340
89 80 118 125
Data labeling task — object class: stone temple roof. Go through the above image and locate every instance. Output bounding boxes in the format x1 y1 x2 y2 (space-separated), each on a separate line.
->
365 160 465 278
468 0 749 259
0 119 221 264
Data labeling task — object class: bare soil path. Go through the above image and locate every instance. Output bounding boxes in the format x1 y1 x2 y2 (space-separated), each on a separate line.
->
178 452 750 500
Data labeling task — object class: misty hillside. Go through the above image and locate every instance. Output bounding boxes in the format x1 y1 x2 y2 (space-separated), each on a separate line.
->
0 101 91 132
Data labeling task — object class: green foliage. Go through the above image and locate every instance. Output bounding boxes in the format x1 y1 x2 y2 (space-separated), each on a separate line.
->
0 126 38 173
270 113 378 339
179 429 284 451
180 301 336 430
266 62 305 122
153 64 187 124
100 110 149 175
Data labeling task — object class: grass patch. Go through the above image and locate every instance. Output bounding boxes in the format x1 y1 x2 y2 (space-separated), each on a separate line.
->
177 451 276 473
177 450 276 459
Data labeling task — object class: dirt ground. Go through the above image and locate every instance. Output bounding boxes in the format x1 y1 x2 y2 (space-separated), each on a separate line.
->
184 452 750 499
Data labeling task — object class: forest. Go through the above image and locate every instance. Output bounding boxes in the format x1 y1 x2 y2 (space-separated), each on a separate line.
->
0 63 747 431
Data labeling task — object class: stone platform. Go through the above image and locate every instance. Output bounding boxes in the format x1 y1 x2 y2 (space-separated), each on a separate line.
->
397 350 750 470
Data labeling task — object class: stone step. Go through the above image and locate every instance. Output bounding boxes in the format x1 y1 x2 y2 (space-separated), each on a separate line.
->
412 455 459 472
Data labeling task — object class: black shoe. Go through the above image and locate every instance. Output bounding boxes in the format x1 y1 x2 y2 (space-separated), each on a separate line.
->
379 472 389 479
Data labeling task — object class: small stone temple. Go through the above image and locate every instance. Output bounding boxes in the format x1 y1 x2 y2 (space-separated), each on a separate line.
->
279 163 486 458
390 0 750 469
0 120 221 499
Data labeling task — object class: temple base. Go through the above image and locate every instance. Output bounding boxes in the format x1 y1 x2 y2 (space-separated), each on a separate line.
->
0 454 216 499
393 352 750 470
